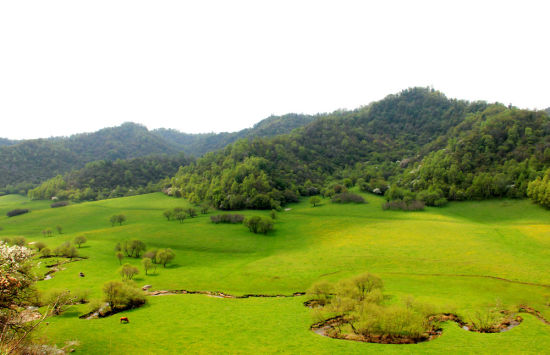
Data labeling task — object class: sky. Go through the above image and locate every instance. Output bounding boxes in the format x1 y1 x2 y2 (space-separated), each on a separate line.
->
1 0 549 139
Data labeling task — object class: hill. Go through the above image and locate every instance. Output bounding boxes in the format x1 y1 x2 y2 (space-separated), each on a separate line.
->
153 113 317 156
167 88 487 209
0 123 180 192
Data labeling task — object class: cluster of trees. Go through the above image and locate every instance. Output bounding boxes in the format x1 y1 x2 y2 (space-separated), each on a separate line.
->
307 273 437 341
115 241 175 271
28 153 191 201
110 214 127 226
243 216 274 234
527 168 550 208
166 88 487 210
102 280 146 313
163 207 200 223
115 240 145 258
399 106 550 201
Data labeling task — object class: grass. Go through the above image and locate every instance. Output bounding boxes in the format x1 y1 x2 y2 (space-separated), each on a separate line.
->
1 192 549 353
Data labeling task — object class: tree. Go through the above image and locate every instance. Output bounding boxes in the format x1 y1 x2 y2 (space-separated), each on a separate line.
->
56 225 63 234
74 235 87 248
163 210 173 221
40 247 51 258
200 204 209 214
155 248 175 268
142 257 153 275
119 263 139 280
110 215 118 227
34 241 46 252
116 251 124 265
186 208 197 218
174 212 186 223
309 196 321 207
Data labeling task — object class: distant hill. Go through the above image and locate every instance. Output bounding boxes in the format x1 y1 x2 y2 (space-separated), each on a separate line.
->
0 123 180 190
153 113 317 156
0 138 18 147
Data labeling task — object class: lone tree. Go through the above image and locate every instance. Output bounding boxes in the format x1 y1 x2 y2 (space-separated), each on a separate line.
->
119 263 139 280
309 196 321 207
163 210 173 221
116 251 124 265
200 204 209 214
74 235 87 248
155 248 175 268
142 257 153 275
56 225 63 234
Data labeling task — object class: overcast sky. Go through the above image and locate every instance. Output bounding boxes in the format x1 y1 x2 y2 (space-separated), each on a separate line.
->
1 1 549 139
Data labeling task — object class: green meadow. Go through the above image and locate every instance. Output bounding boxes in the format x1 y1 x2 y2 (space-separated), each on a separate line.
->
1 192 549 354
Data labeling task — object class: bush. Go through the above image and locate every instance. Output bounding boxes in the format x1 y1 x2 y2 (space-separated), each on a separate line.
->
6 209 29 217
210 214 245 224
50 201 69 208
382 200 425 211
12 236 26 247
244 216 274 234
119 263 139 280
417 188 448 207
103 281 146 312
331 192 366 204
53 242 79 259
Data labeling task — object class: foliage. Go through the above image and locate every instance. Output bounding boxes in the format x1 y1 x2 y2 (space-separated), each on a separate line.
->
382 200 425 211
102 280 146 312
121 240 146 258
309 196 321 207
243 216 274 234
6 209 29 217
210 214 245 224
50 201 69 208
110 214 127 226
74 235 87 248
119 263 139 280
331 192 366 204
155 248 175 268
53 242 79 259
142 257 153 275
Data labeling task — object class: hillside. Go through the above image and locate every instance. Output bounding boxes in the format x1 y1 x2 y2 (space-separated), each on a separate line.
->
153 113 317 156
167 88 487 209
27 153 192 201
0 123 180 191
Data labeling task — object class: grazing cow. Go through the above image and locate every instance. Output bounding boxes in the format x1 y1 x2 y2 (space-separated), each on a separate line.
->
120 317 129 323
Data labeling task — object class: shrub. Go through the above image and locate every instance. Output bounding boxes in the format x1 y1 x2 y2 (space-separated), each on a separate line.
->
210 214 245 224
309 196 321 207
186 208 197 218
244 216 274 234
306 280 333 306
12 236 26 247
382 200 425 211
331 192 366 204
74 235 87 248
119 263 139 280
103 281 146 312
53 242 79 259
34 241 47 252
40 247 51 258
50 201 69 208
6 209 29 217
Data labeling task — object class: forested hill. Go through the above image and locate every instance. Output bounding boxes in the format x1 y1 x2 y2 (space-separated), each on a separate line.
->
0 138 18 147
153 113 317 156
0 123 180 192
27 154 191 201
167 88 489 209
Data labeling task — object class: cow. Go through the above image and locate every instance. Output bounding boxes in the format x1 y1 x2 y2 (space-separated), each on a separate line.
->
120 317 129 323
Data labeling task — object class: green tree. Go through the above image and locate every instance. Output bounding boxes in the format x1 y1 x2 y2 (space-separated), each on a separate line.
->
74 235 87 248
155 248 175 268
142 257 153 275
119 263 139 280
163 210 173 221
309 196 321 207
116 251 124 265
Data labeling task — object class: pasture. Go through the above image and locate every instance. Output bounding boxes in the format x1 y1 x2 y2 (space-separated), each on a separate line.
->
1 192 549 353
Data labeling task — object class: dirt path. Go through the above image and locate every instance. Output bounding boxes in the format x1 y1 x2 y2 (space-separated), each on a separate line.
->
147 289 305 298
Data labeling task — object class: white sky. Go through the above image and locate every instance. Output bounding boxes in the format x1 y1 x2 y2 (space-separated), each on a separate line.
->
1 0 549 139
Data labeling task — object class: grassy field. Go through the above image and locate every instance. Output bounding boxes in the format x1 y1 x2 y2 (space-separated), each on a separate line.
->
1 192 549 353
